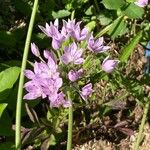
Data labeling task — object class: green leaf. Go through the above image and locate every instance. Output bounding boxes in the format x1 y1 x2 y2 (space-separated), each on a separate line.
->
108 16 127 39
126 0 136 2
85 6 94 15
97 13 112 26
86 21 96 31
0 67 20 92
102 0 125 10
52 10 71 19
14 0 32 17
119 31 143 62
0 111 14 136
49 134 56 145
0 103 7 118
0 60 21 71
0 31 16 48
123 3 144 19
0 142 15 150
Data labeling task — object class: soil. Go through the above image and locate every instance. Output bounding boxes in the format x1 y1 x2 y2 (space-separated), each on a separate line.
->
73 43 150 150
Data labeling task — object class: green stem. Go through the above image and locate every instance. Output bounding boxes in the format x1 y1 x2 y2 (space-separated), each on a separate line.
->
66 11 75 150
134 100 150 150
66 91 73 150
94 0 100 13
15 0 38 149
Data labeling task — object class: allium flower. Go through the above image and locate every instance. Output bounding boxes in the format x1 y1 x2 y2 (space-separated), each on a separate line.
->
80 83 93 100
71 26 88 41
102 56 119 73
24 18 121 107
63 19 88 41
134 0 148 7
61 42 84 65
24 50 70 108
63 19 80 34
24 80 47 100
31 43 40 57
39 19 66 50
24 61 60 100
88 34 110 53
68 69 83 82
38 19 59 37
33 59 58 79
49 92 71 108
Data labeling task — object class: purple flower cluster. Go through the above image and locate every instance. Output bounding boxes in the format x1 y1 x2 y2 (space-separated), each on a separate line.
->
24 19 119 107
24 45 70 107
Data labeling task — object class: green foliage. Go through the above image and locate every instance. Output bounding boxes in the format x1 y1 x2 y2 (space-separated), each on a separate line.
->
0 103 7 118
52 10 71 19
0 0 150 149
108 16 127 39
97 12 113 26
14 0 32 17
0 31 16 47
86 21 96 31
0 142 15 150
102 0 125 10
0 67 20 93
123 3 144 19
0 110 14 136
120 31 143 62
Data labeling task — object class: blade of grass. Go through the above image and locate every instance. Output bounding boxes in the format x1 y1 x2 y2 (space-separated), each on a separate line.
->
134 100 150 150
119 30 143 62
95 16 123 38
15 0 38 149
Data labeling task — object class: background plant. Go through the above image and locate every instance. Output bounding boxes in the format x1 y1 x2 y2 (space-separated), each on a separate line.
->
0 0 150 149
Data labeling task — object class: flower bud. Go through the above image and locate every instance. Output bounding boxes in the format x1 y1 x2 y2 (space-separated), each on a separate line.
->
102 56 119 73
31 43 40 57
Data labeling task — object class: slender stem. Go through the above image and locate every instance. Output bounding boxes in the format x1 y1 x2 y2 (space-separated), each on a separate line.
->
134 100 150 150
94 0 100 14
66 11 75 150
15 0 38 149
57 50 62 64
67 91 73 150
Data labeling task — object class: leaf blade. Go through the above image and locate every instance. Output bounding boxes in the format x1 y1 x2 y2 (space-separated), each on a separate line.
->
119 31 143 62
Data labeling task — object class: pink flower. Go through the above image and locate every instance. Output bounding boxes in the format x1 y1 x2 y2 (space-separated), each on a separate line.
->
88 34 110 53
80 83 93 100
24 50 67 108
49 92 71 108
61 42 84 65
63 19 89 41
102 56 119 73
39 19 66 50
68 69 83 82
134 0 148 7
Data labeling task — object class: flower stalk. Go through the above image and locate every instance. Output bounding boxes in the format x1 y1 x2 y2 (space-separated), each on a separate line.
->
67 91 73 150
15 0 38 149
134 100 150 150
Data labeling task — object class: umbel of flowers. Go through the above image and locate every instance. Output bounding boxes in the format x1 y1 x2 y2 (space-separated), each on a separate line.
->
24 19 119 107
